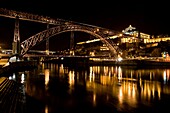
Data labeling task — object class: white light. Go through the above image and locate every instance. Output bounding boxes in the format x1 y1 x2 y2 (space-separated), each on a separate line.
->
13 73 16 79
21 73 25 83
9 76 12 80
117 57 123 62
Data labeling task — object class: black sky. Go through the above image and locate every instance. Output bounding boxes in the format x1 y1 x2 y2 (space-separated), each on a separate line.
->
0 1 170 49
0 1 169 34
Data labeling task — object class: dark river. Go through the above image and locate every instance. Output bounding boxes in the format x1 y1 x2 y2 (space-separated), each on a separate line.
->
9 63 170 113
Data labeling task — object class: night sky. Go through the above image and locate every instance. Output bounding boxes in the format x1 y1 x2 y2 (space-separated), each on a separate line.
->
0 1 170 50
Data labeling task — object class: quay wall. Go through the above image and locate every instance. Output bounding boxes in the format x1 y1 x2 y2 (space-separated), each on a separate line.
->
44 57 170 67
0 61 38 76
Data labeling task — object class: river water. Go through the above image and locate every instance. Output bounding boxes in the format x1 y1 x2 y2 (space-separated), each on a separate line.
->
9 62 170 113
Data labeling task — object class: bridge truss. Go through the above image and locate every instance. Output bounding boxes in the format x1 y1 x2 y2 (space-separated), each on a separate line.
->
0 8 123 58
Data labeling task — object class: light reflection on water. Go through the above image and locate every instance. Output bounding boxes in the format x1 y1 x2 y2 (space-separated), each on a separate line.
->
10 63 170 113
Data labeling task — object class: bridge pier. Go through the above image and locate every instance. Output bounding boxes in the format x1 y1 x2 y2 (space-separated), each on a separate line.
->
12 16 21 55
70 31 75 55
46 23 50 55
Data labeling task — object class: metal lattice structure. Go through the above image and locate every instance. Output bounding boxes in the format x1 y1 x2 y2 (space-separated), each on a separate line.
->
21 24 120 57
0 8 70 25
0 8 122 58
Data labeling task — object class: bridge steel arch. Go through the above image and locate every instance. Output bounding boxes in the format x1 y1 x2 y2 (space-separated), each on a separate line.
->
20 24 120 58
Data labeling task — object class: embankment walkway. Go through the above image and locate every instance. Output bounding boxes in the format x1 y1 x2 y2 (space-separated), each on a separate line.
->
0 77 26 113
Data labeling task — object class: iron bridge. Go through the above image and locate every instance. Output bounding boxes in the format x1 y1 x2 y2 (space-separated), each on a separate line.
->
0 8 123 58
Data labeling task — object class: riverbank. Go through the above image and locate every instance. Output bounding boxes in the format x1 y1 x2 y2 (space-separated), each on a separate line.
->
0 77 26 113
44 58 170 68
89 59 170 66
0 61 38 76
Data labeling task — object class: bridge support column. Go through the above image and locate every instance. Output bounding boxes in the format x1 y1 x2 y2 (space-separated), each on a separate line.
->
46 23 49 55
12 16 21 56
70 31 75 55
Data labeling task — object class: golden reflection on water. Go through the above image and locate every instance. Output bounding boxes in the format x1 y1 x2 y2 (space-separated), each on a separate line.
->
25 64 170 112
93 93 96 106
45 69 49 90
45 105 48 113
68 70 75 87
